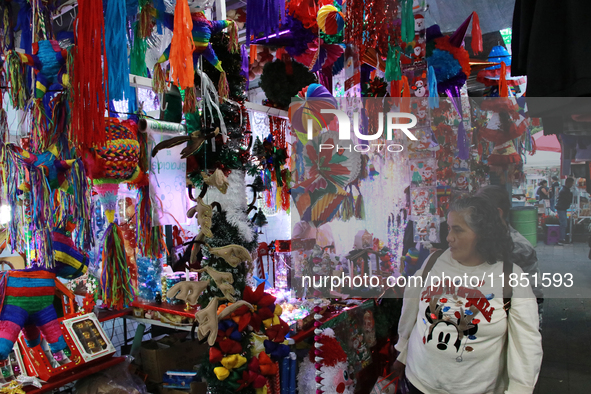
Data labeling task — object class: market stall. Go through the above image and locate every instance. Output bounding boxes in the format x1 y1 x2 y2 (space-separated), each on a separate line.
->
0 0 558 393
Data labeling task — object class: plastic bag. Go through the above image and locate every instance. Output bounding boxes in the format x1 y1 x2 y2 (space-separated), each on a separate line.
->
74 356 147 394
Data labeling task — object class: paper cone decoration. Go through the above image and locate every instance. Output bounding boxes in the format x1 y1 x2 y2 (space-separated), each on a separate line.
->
95 183 119 223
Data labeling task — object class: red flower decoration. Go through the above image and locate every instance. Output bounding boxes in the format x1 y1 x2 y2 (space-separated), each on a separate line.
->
209 347 224 363
233 283 276 332
266 320 290 343
237 370 267 390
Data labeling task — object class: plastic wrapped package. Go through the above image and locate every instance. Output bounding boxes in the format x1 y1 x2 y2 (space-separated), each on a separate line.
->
74 357 147 394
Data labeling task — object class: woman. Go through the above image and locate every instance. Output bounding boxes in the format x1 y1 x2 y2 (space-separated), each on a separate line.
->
536 180 550 213
393 196 542 394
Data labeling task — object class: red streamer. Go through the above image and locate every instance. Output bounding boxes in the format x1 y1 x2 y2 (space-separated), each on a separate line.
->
71 0 107 149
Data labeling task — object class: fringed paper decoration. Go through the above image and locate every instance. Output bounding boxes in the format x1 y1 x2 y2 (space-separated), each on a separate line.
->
246 0 285 43
105 0 130 101
169 0 195 90
100 223 135 309
130 21 148 77
385 44 401 82
428 66 439 108
471 12 482 55
400 0 415 43
71 0 108 148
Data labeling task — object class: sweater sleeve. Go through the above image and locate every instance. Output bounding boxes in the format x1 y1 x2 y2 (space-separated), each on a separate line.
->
395 255 432 364
505 267 543 394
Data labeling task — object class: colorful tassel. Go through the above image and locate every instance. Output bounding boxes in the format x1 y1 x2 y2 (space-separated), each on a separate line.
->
227 21 239 54
385 44 401 82
471 12 483 55
100 223 135 310
354 194 365 220
71 0 107 148
169 0 194 90
6 50 28 110
400 0 414 43
152 63 167 93
139 1 154 38
218 71 230 102
105 0 130 101
428 66 439 108
183 86 197 113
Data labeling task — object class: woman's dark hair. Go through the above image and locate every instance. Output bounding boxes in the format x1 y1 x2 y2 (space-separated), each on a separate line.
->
538 180 547 186
475 185 511 221
448 196 513 264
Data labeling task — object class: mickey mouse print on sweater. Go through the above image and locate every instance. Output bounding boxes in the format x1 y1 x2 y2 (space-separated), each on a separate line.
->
420 284 494 361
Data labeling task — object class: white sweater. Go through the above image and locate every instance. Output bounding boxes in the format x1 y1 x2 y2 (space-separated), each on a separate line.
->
395 250 542 394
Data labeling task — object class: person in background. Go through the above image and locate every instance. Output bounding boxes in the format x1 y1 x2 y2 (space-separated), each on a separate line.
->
550 176 560 212
555 177 574 245
475 185 544 328
536 180 550 214
392 196 542 394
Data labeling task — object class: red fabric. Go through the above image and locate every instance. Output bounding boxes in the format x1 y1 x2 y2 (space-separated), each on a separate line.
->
488 152 521 166
5 286 54 297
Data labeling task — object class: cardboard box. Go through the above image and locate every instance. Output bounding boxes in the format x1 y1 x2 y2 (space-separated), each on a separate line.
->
140 337 207 383
159 382 207 394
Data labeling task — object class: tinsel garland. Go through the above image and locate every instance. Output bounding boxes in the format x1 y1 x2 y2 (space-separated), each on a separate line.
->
100 223 135 309
105 0 130 101
268 116 288 149
197 211 258 307
71 0 108 148
130 21 148 77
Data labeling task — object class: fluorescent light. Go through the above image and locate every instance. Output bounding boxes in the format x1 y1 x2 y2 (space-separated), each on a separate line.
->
0 205 10 225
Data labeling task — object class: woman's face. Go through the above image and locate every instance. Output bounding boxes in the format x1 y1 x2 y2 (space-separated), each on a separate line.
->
446 211 482 265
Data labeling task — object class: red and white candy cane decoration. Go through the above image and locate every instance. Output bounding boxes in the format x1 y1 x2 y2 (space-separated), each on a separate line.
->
313 300 324 393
